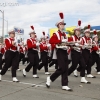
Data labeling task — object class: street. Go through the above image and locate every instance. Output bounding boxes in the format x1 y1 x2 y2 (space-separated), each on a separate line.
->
0 64 100 100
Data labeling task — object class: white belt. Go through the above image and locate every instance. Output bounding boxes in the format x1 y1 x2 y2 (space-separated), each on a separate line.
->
73 47 81 52
10 49 17 52
44 50 48 52
56 45 69 50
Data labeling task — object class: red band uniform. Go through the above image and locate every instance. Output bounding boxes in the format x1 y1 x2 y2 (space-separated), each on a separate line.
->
0 35 20 79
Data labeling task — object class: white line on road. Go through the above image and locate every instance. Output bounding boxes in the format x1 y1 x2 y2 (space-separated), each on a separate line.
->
2 80 46 87
2 80 36 86
34 85 46 87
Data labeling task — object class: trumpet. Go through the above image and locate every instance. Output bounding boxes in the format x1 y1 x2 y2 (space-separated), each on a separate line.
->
57 41 81 46
84 43 97 49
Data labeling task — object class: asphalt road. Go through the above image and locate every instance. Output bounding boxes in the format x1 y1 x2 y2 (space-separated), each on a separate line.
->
0 63 100 100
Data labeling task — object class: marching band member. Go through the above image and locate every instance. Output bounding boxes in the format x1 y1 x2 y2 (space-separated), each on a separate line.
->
23 26 40 78
79 25 96 78
46 36 52 61
19 41 25 63
91 30 100 74
38 32 50 75
0 29 20 82
22 44 28 65
17 41 25 71
1 43 6 66
21 39 28 65
48 33 58 69
46 12 72 91
68 20 91 84
35 35 41 61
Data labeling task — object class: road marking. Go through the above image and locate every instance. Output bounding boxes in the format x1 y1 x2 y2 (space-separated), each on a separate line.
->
34 85 46 87
2 80 36 86
2 80 46 87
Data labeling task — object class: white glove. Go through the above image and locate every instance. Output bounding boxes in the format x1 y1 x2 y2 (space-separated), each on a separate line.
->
47 44 51 47
82 46 85 49
75 43 79 46
84 43 92 49
62 39 67 43
36 42 40 46
84 43 89 47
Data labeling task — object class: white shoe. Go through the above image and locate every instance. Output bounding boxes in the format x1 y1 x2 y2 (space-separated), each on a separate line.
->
46 76 51 88
81 77 91 84
23 69 26 77
13 77 19 82
0 74 2 81
17 69 21 71
87 74 96 78
33 75 39 78
45 72 51 75
62 86 73 91
73 70 78 77
97 72 100 75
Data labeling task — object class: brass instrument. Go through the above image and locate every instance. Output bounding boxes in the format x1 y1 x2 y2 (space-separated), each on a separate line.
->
73 47 81 52
56 41 81 46
56 42 71 49
85 43 96 49
84 40 95 49
56 41 82 49
56 40 96 51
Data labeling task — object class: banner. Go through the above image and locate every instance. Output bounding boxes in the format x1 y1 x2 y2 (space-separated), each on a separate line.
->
91 26 100 30
49 26 76 37
14 27 24 35
66 26 76 33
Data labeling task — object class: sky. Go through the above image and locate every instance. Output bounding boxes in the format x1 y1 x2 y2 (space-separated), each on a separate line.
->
0 0 100 39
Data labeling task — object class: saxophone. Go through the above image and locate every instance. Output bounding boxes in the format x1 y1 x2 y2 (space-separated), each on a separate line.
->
56 36 68 49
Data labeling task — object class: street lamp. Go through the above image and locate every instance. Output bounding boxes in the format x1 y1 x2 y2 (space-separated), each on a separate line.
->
0 10 4 42
0 18 8 35
4 19 8 34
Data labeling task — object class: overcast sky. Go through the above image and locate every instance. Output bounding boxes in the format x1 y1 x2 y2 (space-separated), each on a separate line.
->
0 0 100 39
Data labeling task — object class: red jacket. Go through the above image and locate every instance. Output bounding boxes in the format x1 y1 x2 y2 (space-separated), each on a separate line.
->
5 38 17 50
81 36 92 45
68 35 81 42
27 38 37 49
49 30 67 50
92 41 99 51
68 35 82 49
40 42 48 52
